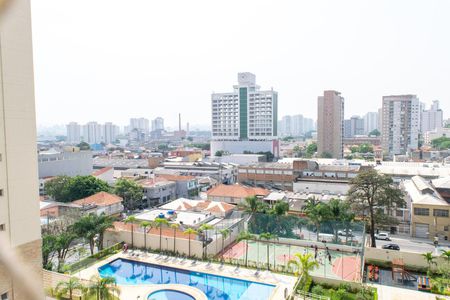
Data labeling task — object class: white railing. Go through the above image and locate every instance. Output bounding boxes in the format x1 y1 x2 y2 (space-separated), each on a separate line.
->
295 291 330 300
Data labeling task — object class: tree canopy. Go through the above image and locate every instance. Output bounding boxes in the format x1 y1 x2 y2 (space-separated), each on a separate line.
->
113 178 144 211
45 175 110 202
431 136 450 149
369 129 381 136
347 168 404 247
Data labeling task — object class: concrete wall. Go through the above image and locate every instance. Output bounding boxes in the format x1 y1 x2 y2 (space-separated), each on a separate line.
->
38 151 93 178
364 247 447 271
211 140 277 156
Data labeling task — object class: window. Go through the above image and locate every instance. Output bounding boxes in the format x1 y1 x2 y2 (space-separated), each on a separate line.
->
396 210 404 217
414 207 429 216
0 189 3 196
444 226 449 232
1 292 8 300
0 224 5 231
433 209 449 217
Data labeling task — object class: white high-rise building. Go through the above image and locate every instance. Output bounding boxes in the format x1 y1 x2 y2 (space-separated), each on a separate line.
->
363 112 379 135
212 73 278 141
291 115 304 136
280 115 291 136
381 95 420 156
421 100 443 133
151 117 164 131
103 122 119 144
211 73 279 155
66 122 81 143
1 0 44 296
82 121 103 144
130 118 149 134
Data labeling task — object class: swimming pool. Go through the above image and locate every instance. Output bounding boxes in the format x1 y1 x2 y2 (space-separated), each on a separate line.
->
98 258 275 300
148 289 195 300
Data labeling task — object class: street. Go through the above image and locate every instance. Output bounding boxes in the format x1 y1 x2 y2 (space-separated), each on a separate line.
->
374 235 450 254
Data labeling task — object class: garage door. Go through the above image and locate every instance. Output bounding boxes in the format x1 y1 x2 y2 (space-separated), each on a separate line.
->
415 223 429 238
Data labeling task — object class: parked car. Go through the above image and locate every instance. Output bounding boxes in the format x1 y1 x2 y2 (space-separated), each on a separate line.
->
382 243 400 251
375 232 391 241
338 230 354 237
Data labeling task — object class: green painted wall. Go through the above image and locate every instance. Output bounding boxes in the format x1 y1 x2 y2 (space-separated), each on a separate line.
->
239 87 248 140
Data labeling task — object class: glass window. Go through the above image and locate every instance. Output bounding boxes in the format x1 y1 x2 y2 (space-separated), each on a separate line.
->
414 207 429 216
433 209 449 217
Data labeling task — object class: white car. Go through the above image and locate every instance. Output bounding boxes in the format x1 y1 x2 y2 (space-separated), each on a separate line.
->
338 230 353 237
375 232 391 241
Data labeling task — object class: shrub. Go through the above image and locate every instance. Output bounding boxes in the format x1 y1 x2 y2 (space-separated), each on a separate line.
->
311 285 325 295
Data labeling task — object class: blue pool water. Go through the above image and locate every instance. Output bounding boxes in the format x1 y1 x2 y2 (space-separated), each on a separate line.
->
148 289 195 300
98 258 275 300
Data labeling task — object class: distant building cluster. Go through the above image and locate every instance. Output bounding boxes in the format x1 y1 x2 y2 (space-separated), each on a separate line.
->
278 115 315 137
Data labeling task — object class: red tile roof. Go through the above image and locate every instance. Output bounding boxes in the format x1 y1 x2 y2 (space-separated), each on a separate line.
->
92 167 113 176
73 191 122 207
206 184 270 198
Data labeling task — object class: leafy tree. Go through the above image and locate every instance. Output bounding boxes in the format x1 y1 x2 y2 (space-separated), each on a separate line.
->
270 201 289 216
56 277 84 300
237 231 255 267
359 143 373 154
442 250 450 264
42 234 57 270
140 221 152 250
260 232 277 270
347 169 404 247
77 141 91 150
71 214 114 254
369 129 380 136
170 223 180 253
113 178 144 211
158 144 169 150
68 176 110 201
199 223 214 259
55 231 77 271
44 176 73 202
288 253 319 287
305 143 317 157
124 216 137 248
304 199 331 241
422 252 437 273
219 228 231 259
432 136 450 150
88 276 120 300
153 217 169 252
215 150 224 157
320 152 333 158
183 228 198 258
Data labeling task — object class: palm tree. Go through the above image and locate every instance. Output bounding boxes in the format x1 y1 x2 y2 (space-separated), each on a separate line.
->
260 232 277 270
55 277 83 300
304 200 331 242
288 253 319 286
237 231 255 267
199 223 214 259
441 250 450 264
153 217 169 252
184 228 198 258
124 216 137 248
219 228 231 258
170 223 180 253
88 276 120 300
422 252 437 272
95 214 115 251
140 221 152 250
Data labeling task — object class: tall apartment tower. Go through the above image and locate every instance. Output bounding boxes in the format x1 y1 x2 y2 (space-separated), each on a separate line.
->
381 95 420 156
151 117 164 131
0 0 43 298
103 122 119 144
211 73 279 155
82 121 102 144
317 90 344 158
363 112 379 135
66 122 81 143
421 100 443 133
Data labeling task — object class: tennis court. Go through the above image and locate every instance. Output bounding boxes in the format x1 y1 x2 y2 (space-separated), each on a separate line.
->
221 240 362 282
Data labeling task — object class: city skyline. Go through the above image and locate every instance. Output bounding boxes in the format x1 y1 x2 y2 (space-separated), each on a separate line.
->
32 0 450 128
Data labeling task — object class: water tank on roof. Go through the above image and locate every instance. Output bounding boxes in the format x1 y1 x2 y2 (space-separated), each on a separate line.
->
167 210 175 215
158 213 165 218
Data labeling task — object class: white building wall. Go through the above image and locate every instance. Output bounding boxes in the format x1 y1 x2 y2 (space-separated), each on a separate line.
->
66 122 81 143
38 151 93 178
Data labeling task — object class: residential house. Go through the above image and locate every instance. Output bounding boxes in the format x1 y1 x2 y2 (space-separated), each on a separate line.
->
157 174 199 199
72 191 124 216
137 177 176 207
206 184 270 205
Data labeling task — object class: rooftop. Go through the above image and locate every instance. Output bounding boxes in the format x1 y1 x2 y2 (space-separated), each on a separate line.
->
72 191 123 207
157 174 196 181
206 184 270 198
404 176 449 206
92 167 113 176
137 177 175 188
160 198 235 214
135 209 213 227
432 176 450 189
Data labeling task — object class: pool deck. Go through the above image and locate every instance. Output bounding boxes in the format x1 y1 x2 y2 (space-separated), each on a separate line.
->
75 251 297 300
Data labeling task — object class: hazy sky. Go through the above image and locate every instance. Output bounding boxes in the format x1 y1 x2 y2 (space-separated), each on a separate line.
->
31 0 450 130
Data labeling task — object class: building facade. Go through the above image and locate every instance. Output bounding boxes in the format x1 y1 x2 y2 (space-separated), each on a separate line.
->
0 0 43 297
211 72 278 155
421 100 443 133
381 95 420 156
151 117 164 131
363 111 379 135
317 90 344 158
66 122 81 143
82 121 103 144
38 149 93 178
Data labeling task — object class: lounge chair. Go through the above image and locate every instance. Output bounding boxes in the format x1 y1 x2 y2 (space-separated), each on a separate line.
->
233 265 240 273
218 261 224 270
205 261 212 268
254 269 260 277
191 259 197 266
